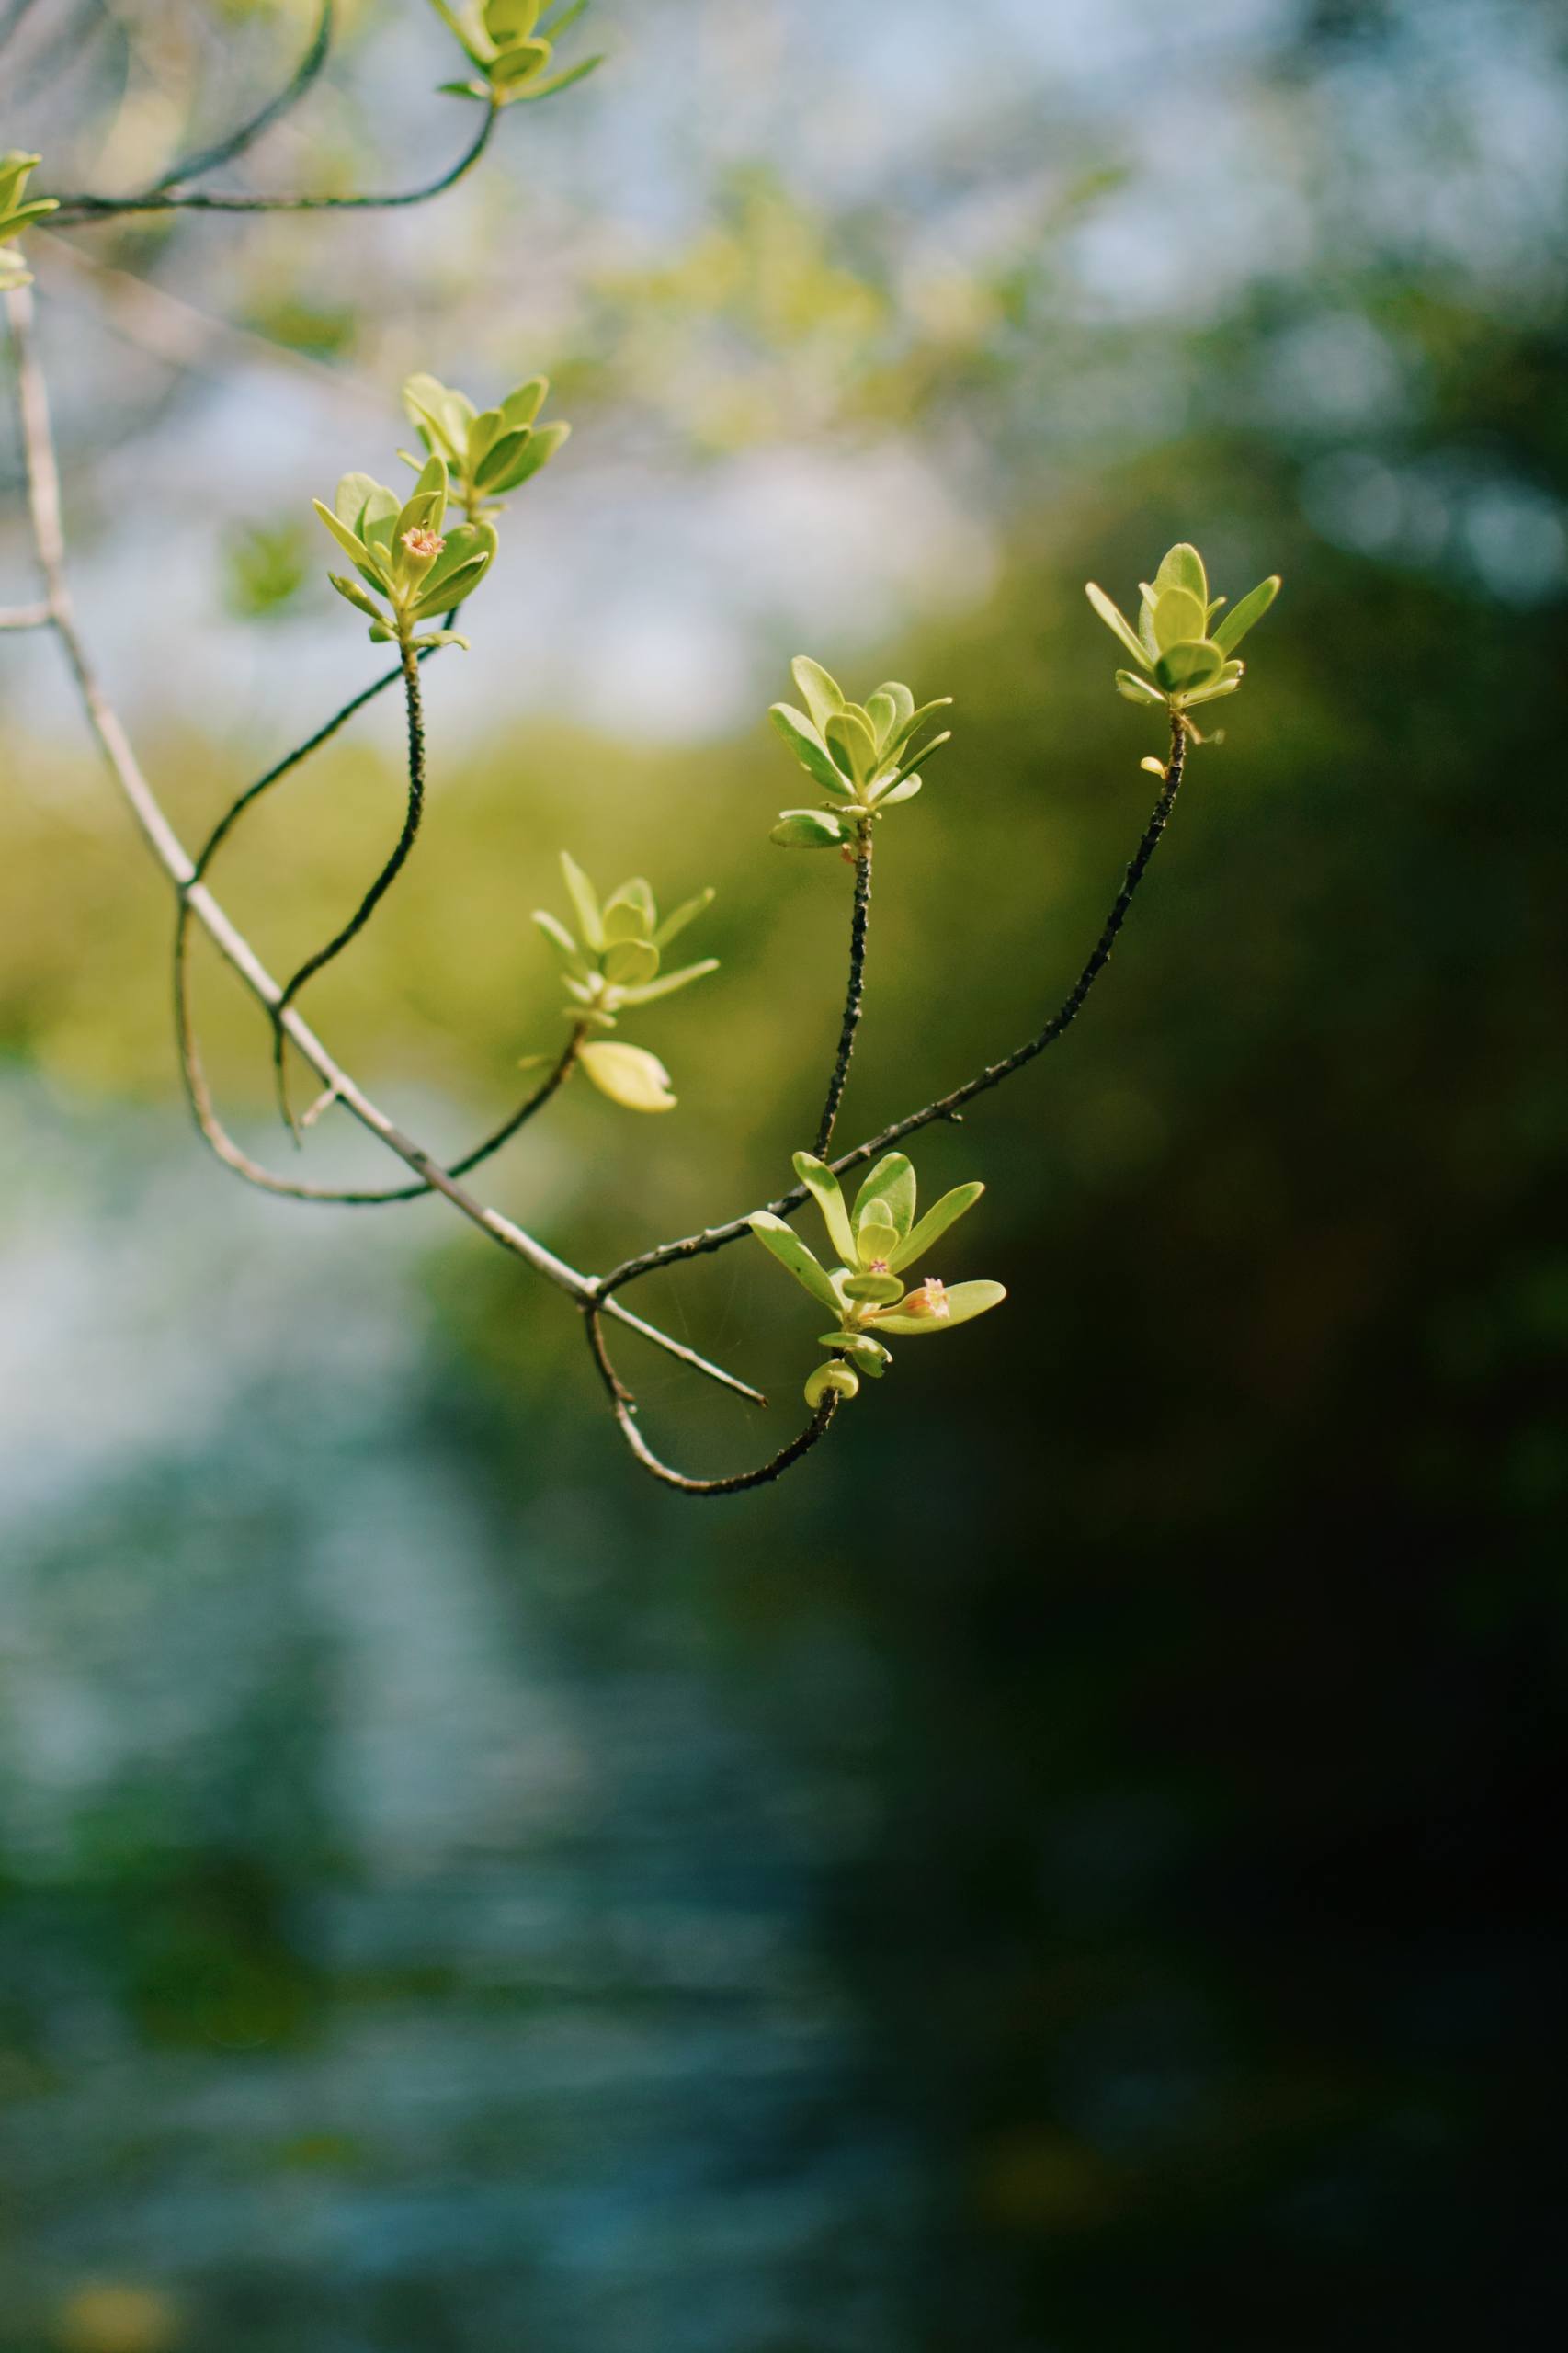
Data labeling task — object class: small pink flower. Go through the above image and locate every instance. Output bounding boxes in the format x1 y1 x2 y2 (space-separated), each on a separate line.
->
402 527 446 562
903 1277 949 1319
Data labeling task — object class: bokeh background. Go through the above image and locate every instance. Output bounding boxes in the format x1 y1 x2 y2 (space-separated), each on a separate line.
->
4 1 1567 2347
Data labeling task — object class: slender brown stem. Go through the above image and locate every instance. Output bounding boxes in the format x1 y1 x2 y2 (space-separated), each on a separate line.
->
814 826 872 1158
3 281 761 1411
599 715 1188 1302
174 638 575 1203
148 1 335 195
272 631 427 1132
176 931 585 1204
0 601 52 628
45 96 499 222
584 1302 836 1495
189 657 424 889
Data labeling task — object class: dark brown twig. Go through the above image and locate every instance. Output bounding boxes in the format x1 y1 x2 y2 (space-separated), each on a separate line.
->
584 1302 835 1495
598 715 1188 1302
271 632 427 1133
174 641 583 1204
45 94 498 222
148 0 335 195
814 825 872 1157
4 281 761 1410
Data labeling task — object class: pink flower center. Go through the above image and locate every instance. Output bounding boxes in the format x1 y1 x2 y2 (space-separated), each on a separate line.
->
402 527 446 562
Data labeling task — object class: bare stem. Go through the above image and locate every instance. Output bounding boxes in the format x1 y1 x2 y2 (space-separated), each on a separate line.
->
147 1 335 195
599 715 1189 1302
272 631 428 1133
189 658 424 888
814 825 872 1158
584 1303 838 1496
0 601 52 628
176 934 586 1206
45 96 499 222
175 645 576 1205
4 281 761 1412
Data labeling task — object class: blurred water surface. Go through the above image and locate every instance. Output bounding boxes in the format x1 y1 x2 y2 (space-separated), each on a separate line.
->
0 1079 918 2350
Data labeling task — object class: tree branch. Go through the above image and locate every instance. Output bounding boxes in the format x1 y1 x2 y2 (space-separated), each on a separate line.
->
584 1302 839 1496
0 600 51 628
176 937 585 1207
4 280 763 1412
272 631 428 1133
44 94 500 222
813 825 872 1158
147 1 335 196
598 716 1188 1302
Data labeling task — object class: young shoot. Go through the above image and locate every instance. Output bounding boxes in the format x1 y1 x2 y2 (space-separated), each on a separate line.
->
312 459 495 649
532 855 719 1113
426 0 606 108
1086 542 1281 738
750 1151 1006 1406
0 153 56 291
769 657 954 850
401 370 571 522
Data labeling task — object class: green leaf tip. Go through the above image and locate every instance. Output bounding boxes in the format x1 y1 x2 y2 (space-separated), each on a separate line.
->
578 1040 676 1113
423 0 603 108
401 365 572 517
755 1151 1006 1386
769 654 954 838
0 153 57 290
1088 550 1280 720
533 855 718 1073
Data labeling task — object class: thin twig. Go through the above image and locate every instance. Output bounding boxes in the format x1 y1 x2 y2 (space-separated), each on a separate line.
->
0 600 52 628
814 824 872 1157
584 1302 838 1495
45 95 499 222
4 281 762 1411
599 716 1188 1302
176 923 586 1203
148 1 335 195
272 631 427 1133
192 659 423 888
33 229 389 407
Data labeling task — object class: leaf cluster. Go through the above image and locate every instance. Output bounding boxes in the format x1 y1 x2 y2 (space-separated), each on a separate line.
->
426 0 605 108
532 855 719 1113
401 371 571 519
0 153 56 292
768 656 954 848
1085 543 1280 718
750 1152 1006 1404
312 457 495 646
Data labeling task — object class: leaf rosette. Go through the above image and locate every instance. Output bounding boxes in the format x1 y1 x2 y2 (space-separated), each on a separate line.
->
1085 542 1280 724
768 656 954 849
530 855 720 1112
750 1151 1006 1404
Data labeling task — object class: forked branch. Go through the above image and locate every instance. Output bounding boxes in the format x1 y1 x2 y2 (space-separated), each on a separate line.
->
598 717 1187 1306
148 1 336 197
45 97 500 223
3 5 1271 1499
2 283 762 1412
